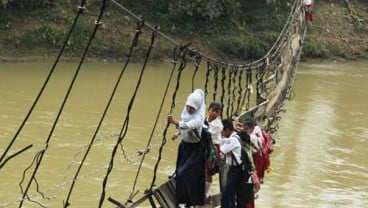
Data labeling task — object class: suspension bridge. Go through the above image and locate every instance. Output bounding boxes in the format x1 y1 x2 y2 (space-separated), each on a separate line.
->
0 0 308 207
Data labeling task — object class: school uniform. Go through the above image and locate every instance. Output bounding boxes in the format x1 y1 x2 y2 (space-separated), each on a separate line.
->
204 117 224 197
206 117 225 191
250 126 265 181
303 0 314 22
238 144 256 208
207 117 223 146
220 132 243 208
176 89 206 206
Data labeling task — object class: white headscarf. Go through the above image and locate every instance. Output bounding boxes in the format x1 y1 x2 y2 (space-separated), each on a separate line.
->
179 89 206 142
181 89 205 122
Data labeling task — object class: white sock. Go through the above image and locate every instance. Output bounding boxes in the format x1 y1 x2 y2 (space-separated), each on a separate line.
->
205 182 211 198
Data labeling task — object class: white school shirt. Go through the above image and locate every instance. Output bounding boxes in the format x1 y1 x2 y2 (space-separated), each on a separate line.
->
207 117 223 145
220 132 242 166
178 114 203 143
250 126 264 153
179 89 205 143
253 126 264 143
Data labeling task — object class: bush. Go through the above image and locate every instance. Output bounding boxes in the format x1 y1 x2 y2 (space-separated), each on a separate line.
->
303 38 328 58
246 37 268 59
214 35 268 60
18 24 63 48
0 8 12 29
66 20 91 50
5 0 50 10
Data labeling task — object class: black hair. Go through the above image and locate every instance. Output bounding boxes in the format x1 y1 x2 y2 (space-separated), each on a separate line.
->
222 118 234 131
242 117 256 128
209 101 223 110
238 131 251 144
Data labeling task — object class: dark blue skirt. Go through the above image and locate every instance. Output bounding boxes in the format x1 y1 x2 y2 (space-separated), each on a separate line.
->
175 141 205 206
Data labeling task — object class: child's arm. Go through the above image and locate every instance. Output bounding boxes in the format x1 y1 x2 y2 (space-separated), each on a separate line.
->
171 131 180 140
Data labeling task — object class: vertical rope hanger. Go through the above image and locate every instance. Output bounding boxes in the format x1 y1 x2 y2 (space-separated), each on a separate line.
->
124 43 188 205
225 66 234 118
203 61 213 97
0 0 87 170
256 63 267 105
190 51 202 92
229 65 238 118
212 63 220 102
104 19 145 167
241 66 252 111
63 20 145 208
19 1 108 207
98 26 159 208
235 68 244 115
220 64 227 118
148 44 189 193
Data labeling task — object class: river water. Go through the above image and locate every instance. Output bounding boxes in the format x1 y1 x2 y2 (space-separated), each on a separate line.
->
0 61 367 208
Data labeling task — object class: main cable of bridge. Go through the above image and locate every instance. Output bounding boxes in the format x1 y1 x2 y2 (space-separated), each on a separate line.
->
109 0 265 69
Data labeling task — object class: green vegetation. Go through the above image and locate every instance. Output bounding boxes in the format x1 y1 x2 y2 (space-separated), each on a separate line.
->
214 35 268 60
303 37 328 58
1 0 368 61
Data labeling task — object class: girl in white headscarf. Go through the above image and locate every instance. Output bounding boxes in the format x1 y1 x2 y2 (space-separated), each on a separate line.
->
167 89 206 207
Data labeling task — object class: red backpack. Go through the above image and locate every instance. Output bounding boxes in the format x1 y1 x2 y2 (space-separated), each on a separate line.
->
261 130 274 154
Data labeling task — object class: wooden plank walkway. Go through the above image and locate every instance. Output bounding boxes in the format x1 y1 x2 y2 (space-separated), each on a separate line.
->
108 178 222 208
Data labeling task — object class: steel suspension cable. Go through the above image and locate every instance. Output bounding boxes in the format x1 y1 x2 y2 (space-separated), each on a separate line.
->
98 26 158 208
110 0 302 70
0 144 33 170
126 38 182 204
19 1 107 207
63 20 145 208
0 0 87 170
148 44 189 193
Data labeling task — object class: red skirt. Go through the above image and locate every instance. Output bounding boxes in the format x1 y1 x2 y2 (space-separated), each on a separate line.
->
305 4 314 22
253 151 264 180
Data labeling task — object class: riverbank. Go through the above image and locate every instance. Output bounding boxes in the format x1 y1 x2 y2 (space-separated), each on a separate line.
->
0 0 367 62
303 0 368 60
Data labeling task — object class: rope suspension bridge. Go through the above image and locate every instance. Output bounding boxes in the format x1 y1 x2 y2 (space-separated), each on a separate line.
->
0 0 308 207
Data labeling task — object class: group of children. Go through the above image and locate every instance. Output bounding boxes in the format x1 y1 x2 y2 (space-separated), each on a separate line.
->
167 89 273 208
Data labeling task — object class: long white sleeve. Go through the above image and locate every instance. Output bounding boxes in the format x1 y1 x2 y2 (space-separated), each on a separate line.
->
178 114 204 143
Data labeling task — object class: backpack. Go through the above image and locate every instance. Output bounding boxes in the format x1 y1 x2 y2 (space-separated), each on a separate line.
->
194 124 219 175
231 147 252 179
261 130 274 154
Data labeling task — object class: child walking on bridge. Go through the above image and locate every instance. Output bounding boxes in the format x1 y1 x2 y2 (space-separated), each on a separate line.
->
167 89 206 208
